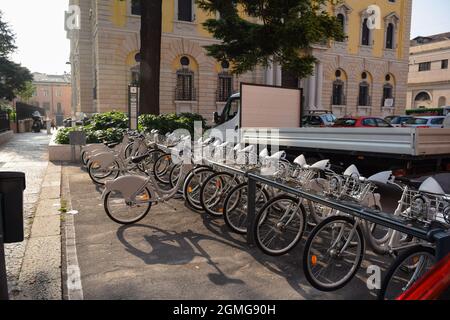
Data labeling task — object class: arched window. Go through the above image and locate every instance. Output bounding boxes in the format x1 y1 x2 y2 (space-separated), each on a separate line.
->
358 81 371 106
176 56 195 101
361 18 371 46
386 23 394 49
332 80 345 106
217 61 233 102
415 91 431 102
438 96 446 107
382 84 394 106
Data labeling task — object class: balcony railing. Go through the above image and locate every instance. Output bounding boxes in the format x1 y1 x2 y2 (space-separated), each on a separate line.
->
175 87 197 101
331 94 347 106
358 95 372 107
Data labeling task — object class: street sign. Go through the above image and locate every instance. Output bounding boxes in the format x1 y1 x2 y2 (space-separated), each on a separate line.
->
128 85 139 130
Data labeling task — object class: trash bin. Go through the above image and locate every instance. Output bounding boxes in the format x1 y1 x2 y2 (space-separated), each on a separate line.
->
0 172 26 243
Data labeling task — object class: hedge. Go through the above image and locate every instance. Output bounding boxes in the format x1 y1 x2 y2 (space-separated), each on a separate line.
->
54 111 208 144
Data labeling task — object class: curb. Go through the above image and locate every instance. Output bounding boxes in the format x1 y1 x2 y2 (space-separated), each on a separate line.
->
61 164 84 300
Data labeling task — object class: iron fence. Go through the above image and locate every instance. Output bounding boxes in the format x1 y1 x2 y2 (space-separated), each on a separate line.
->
0 111 10 133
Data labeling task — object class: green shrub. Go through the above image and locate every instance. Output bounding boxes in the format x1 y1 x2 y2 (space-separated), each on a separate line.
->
138 113 207 136
54 111 128 145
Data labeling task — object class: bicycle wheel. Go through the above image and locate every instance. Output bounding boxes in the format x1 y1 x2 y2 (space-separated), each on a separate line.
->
183 167 215 211
81 151 89 166
153 153 173 185
254 195 307 256
200 172 240 217
223 183 269 234
378 246 436 300
169 162 183 189
303 216 365 291
88 160 120 185
137 149 164 174
104 187 153 225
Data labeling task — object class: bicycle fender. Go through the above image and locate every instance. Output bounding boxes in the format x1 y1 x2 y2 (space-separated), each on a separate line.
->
103 175 148 202
88 152 115 169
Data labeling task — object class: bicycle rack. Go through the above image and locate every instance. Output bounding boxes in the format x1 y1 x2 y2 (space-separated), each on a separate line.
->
246 173 450 260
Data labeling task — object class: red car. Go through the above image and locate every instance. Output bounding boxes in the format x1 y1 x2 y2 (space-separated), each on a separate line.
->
333 117 393 128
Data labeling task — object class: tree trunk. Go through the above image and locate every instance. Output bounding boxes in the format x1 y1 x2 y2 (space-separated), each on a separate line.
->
139 0 162 115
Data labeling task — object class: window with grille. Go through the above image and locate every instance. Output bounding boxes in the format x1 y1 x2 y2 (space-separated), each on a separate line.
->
131 0 141 16
382 84 394 106
332 80 345 106
358 82 370 106
176 69 195 101
217 73 233 102
178 0 193 22
419 62 431 72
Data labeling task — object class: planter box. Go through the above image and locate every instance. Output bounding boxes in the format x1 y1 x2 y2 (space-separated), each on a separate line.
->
48 130 100 162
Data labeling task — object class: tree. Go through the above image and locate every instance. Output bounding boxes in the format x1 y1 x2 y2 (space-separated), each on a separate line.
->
15 81 35 102
0 57 33 101
0 11 33 101
0 10 16 58
139 0 162 115
197 0 345 79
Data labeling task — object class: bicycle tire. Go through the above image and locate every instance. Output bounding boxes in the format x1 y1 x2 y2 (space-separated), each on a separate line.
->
183 167 216 211
104 187 153 225
378 245 436 300
303 215 365 291
253 195 306 256
199 171 240 217
88 160 120 186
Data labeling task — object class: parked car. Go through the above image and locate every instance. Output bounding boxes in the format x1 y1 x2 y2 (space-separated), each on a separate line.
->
333 117 393 128
403 116 446 128
302 111 337 127
385 115 413 127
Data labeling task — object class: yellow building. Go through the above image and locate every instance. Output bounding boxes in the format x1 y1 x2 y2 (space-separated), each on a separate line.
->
67 0 412 120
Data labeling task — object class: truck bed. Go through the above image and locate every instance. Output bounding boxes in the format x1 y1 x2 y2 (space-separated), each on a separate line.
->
242 128 450 157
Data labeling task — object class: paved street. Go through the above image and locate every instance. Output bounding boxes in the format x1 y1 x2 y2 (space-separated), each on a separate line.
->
0 132 51 294
63 165 399 300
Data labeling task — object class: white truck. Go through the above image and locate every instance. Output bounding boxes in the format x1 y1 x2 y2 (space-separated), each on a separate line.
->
210 84 450 176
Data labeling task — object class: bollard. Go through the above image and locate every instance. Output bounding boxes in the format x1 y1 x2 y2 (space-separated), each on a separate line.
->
0 193 9 300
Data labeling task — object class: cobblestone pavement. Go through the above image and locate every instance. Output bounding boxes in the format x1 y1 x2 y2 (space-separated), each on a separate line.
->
0 132 51 295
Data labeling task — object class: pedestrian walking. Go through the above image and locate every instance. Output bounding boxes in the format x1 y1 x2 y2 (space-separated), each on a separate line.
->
51 119 56 131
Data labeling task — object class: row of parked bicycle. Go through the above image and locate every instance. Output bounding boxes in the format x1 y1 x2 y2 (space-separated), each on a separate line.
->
80 130 450 300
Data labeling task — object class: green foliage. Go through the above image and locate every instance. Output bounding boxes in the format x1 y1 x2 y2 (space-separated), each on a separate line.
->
0 57 33 101
89 111 129 130
0 10 16 58
138 113 208 136
54 112 129 145
196 0 345 78
14 81 35 102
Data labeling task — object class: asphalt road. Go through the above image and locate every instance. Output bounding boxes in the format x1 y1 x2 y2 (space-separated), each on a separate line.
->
64 165 401 300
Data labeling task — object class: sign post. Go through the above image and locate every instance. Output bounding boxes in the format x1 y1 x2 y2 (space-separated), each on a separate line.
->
128 85 139 130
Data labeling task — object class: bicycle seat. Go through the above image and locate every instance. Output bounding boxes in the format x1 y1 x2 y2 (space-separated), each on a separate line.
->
294 155 307 167
343 164 360 177
107 142 120 149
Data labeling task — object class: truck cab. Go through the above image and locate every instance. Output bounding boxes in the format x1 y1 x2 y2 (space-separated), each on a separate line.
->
210 92 241 141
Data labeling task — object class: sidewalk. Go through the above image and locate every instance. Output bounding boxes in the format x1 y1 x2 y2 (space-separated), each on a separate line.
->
0 132 63 299
62 164 383 300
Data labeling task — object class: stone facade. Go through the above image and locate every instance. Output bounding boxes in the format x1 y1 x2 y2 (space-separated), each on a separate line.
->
22 73 72 123
407 33 450 110
68 0 412 120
